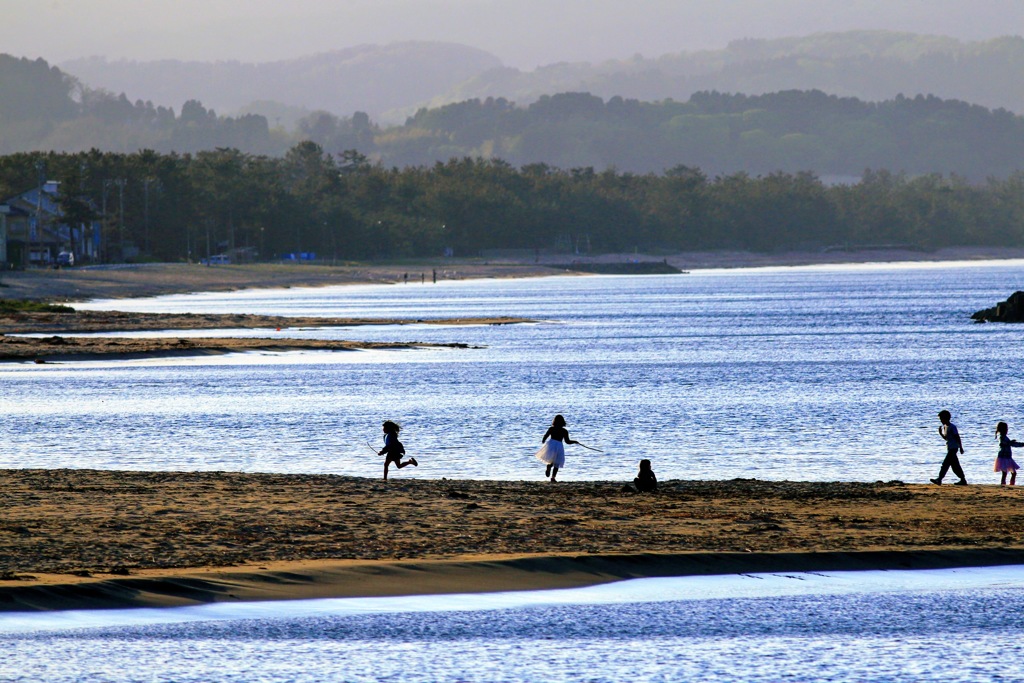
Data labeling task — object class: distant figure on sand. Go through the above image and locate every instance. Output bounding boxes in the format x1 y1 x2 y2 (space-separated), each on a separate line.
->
535 414 579 482
378 420 417 481
931 410 967 486
634 459 658 492
994 421 1022 486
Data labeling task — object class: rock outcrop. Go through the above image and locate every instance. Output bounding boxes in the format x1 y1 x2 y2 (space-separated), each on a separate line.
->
972 290 1024 322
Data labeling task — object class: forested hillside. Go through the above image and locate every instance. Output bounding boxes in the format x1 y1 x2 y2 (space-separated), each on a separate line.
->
429 32 1024 117
326 90 1024 180
0 56 289 156
61 42 503 124
58 32 1024 125
4 147 1022 265
7 46 1024 181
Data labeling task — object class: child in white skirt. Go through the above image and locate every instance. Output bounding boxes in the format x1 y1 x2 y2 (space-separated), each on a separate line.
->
535 414 579 482
994 421 1022 486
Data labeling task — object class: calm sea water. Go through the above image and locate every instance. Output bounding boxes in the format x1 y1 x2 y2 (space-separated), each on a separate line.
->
3 260 1024 482
2 566 1024 682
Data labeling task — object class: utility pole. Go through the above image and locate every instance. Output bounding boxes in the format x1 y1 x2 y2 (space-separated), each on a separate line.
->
33 160 44 267
116 178 126 261
102 180 110 263
142 177 155 255
76 161 86 262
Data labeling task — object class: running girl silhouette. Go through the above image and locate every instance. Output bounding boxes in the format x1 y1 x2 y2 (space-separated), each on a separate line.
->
378 420 417 481
535 414 579 482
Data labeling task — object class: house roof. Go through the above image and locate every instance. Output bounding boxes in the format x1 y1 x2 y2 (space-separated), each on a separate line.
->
2 182 62 219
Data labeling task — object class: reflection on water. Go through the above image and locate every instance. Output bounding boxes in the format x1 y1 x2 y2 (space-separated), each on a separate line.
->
3 566 1024 682
3 262 1024 482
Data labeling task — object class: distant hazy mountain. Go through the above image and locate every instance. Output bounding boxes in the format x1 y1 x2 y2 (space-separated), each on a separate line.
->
61 42 503 122
423 31 1024 115
61 31 1024 128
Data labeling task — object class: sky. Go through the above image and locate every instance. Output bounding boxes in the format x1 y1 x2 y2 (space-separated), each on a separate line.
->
4 0 1024 68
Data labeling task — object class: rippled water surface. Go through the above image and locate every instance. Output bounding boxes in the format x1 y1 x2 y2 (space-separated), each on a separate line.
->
3 260 1024 482
3 566 1024 682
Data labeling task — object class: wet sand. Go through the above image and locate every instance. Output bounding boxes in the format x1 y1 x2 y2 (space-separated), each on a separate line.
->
0 310 530 361
1 470 1022 611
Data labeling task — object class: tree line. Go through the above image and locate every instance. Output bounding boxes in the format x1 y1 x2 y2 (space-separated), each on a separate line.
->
3 146 1023 264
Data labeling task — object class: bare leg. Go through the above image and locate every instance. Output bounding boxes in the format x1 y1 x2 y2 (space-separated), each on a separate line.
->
383 460 390 481
396 458 418 468
1001 472 1008 486
550 465 558 482
1012 471 1017 485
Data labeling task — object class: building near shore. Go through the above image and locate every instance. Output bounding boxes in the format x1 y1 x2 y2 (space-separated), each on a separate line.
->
1 181 101 268
0 204 8 266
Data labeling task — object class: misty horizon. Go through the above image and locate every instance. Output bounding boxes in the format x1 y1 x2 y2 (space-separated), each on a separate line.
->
3 0 1024 69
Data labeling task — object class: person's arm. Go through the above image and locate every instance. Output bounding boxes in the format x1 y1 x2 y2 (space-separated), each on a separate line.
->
541 427 552 443
379 433 391 456
563 430 578 445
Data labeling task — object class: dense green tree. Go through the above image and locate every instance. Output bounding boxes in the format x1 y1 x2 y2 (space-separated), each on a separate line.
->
5 146 1024 267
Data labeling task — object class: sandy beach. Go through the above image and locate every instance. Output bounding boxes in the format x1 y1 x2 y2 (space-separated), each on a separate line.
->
1 470 1022 612
0 261 563 303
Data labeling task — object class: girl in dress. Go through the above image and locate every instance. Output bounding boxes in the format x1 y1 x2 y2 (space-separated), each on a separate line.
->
535 414 579 482
994 421 1022 486
378 420 417 481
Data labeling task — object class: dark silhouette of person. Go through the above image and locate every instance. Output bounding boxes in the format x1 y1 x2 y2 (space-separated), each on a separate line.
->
994 421 1022 486
931 410 967 485
535 414 578 482
378 420 417 481
634 459 657 492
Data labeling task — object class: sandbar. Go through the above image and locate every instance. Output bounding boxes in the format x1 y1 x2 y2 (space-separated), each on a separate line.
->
1 470 1022 612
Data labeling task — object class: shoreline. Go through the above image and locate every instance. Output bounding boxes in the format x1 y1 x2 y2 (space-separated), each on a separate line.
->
4 550 1024 613
2 247 1020 362
3 247 1024 304
2 470 1022 612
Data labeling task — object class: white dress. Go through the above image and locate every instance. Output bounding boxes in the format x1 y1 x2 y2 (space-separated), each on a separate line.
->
535 439 565 468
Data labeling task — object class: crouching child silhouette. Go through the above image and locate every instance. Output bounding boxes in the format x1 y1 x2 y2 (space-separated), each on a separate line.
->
634 459 658 492
378 420 417 481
